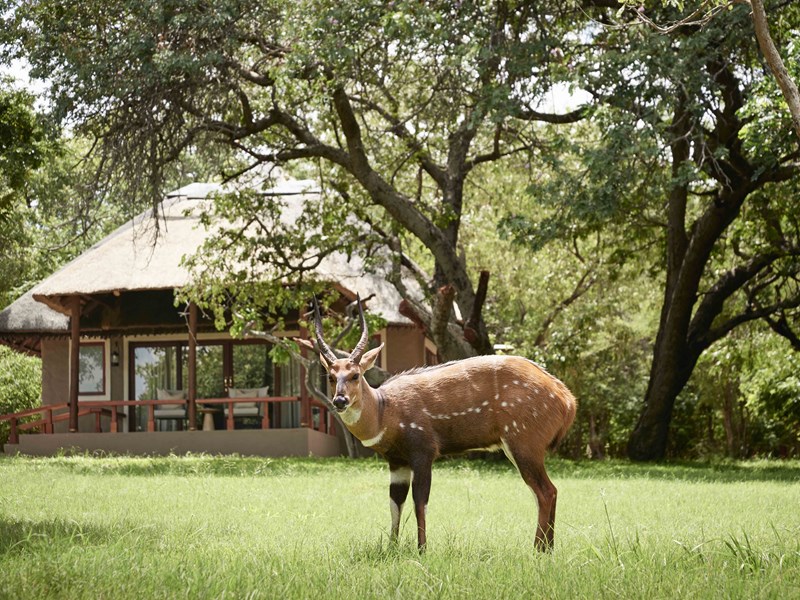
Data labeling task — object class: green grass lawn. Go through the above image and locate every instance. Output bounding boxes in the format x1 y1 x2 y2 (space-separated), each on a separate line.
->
1 455 798 599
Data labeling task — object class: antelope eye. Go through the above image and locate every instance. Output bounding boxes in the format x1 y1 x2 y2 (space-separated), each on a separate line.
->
351 374 359 382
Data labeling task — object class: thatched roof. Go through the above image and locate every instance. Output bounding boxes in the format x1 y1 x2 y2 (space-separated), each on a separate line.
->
0 287 69 354
0 287 68 333
0 176 415 351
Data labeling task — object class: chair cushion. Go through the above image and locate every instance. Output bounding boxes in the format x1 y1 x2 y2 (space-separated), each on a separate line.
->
228 386 269 409
153 408 186 418
157 388 186 410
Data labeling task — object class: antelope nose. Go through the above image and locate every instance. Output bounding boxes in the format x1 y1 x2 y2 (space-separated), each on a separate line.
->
333 396 349 411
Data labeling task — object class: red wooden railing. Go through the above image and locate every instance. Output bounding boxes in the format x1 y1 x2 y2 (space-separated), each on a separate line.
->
1 396 335 444
196 397 334 433
0 403 119 444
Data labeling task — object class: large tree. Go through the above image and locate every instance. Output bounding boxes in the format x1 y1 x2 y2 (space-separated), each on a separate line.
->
2 0 593 360
509 1 800 459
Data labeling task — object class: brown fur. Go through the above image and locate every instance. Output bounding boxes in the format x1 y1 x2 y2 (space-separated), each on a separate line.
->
322 348 576 552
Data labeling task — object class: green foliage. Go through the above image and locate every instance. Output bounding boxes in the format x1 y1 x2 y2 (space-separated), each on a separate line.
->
740 335 800 456
2 0 800 460
0 83 56 304
683 326 800 459
0 83 49 215
0 347 41 445
465 154 658 458
179 183 385 335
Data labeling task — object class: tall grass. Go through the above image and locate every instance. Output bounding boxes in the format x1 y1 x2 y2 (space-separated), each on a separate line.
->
1 455 798 599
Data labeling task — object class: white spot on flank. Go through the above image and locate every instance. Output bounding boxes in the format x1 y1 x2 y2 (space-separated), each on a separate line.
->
504 425 509 432
361 428 386 448
399 423 406 429
482 400 489 406
494 394 500 400
501 401 508 407
549 392 555 399
513 421 517 429
474 407 481 413
503 384 509 389
410 423 418 429
513 380 519 385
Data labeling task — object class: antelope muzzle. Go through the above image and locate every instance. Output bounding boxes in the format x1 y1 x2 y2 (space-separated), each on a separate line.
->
332 395 349 411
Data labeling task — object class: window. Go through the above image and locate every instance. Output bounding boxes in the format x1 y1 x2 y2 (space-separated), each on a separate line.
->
369 333 384 368
79 342 106 395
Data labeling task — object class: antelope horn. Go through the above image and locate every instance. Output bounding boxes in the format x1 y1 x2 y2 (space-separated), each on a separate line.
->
312 296 338 364
349 293 370 364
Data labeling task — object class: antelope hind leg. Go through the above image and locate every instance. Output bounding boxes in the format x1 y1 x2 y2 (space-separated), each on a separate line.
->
503 443 557 551
411 459 433 551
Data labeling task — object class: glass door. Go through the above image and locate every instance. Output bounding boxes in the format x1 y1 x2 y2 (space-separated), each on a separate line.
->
130 344 186 432
129 339 280 431
230 342 274 429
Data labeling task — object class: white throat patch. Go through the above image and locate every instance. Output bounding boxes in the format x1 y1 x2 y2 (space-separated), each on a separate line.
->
340 405 362 426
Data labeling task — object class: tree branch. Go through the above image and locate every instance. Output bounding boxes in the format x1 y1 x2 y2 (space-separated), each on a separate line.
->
517 106 588 124
763 311 800 351
749 0 800 141
695 293 800 351
688 251 782 345
348 93 448 188
534 267 597 347
464 270 490 348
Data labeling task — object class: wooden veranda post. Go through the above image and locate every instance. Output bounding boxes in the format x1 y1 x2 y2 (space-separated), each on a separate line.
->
68 295 81 432
188 302 198 431
299 325 310 428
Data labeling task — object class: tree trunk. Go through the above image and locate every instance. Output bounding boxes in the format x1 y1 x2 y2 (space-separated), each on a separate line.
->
627 333 696 460
588 412 605 460
628 100 694 461
722 398 734 457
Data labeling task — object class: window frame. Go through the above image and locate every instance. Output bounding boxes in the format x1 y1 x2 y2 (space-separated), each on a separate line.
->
77 340 108 398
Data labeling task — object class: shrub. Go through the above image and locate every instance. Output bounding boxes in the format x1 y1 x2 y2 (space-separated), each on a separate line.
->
0 346 42 446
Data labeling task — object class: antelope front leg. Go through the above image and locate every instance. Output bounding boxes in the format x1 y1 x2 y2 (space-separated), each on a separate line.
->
389 464 411 541
411 459 433 551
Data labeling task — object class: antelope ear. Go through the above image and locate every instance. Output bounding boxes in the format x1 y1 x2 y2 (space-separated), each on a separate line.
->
359 343 384 371
319 353 330 370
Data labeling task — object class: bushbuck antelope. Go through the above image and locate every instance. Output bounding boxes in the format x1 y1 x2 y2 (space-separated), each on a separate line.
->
313 296 576 551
